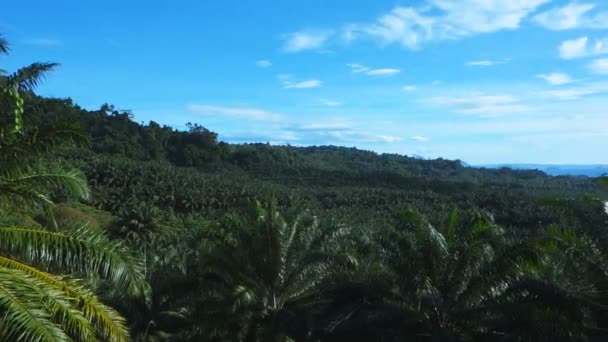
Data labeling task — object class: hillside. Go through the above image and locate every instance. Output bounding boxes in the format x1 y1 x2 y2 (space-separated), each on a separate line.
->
29 95 604 231
5 91 608 341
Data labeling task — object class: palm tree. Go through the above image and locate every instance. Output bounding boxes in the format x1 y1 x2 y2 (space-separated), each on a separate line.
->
326 209 540 341
0 34 146 341
1 35 89 214
199 199 356 341
494 226 608 340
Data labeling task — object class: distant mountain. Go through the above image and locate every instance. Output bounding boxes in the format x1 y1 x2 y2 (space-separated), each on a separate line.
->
479 164 608 177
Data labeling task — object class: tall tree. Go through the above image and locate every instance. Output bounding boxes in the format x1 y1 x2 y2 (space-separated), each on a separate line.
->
199 199 356 341
326 209 541 341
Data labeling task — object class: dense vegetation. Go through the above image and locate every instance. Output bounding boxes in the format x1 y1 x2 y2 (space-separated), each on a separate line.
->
3 35 608 341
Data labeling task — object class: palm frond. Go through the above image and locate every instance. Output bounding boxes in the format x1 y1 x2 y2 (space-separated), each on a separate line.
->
0 35 9 55
0 169 90 210
7 62 59 91
0 267 70 342
0 120 91 161
0 226 147 298
0 255 130 341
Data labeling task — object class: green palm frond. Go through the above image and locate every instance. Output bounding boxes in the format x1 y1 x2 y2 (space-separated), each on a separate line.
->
200 199 356 340
0 35 9 55
0 35 138 341
0 255 129 341
0 226 147 297
6 62 59 92
0 267 70 342
0 168 90 211
0 120 91 161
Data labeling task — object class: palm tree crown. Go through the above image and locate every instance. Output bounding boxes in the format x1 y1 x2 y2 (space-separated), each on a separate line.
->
200 199 356 341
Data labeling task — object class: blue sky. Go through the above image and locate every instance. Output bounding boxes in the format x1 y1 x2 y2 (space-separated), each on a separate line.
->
2 0 608 164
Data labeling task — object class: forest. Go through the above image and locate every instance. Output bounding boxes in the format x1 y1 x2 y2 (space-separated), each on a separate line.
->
2 35 608 341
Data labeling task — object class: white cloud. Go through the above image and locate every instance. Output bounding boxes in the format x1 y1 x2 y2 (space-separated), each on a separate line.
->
297 118 353 130
541 82 608 100
402 85 417 91
282 30 332 52
290 80 321 89
324 131 402 143
533 3 608 30
366 68 401 76
411 135 429 142
424 94 531 117
542 89 596 100
255 60 272 68
320 99 342 107
559 36 608 59
536 72 573 85
347 63 400 76
286 118 401 144
588 58 608 75
279 75 322 89
342 1 549 49
377 135 402 143
187 105 283 121
466 59 508 67
284 80 322 89
559 37 589 59
347 63 370 73
533 3 596 30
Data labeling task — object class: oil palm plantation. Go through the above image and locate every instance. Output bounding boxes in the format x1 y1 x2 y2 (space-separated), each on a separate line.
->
325 209 543 341
199 199 356 341
0 35 146 341
495 226 608 340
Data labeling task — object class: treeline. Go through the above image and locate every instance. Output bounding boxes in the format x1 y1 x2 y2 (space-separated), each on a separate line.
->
26 95 600 194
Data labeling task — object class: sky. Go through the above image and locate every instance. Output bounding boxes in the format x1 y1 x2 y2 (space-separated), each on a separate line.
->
2 0 608 164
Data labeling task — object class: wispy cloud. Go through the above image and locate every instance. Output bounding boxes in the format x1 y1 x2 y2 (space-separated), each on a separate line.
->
347 63 370 73
542 89 596 100
295 118 353 131
281 30 332 52
536 72 573 85
423 94 531 117
533 3 608 30
320 99 342 107
279 74 322 89
588 58 608 75
24 38 62 47
411 135 429 142
187 104 283 121
284 80 322 89
402 85 417 92
367 68 401 76
466 59 509 67
322 131 402 143
347 63 401 76
541 82 608 100
559 36 608 59
255 60 272 68
278 118 401 144
341 1 549 49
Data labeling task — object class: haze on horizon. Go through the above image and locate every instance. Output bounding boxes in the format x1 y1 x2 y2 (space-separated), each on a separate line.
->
2 0 608 164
